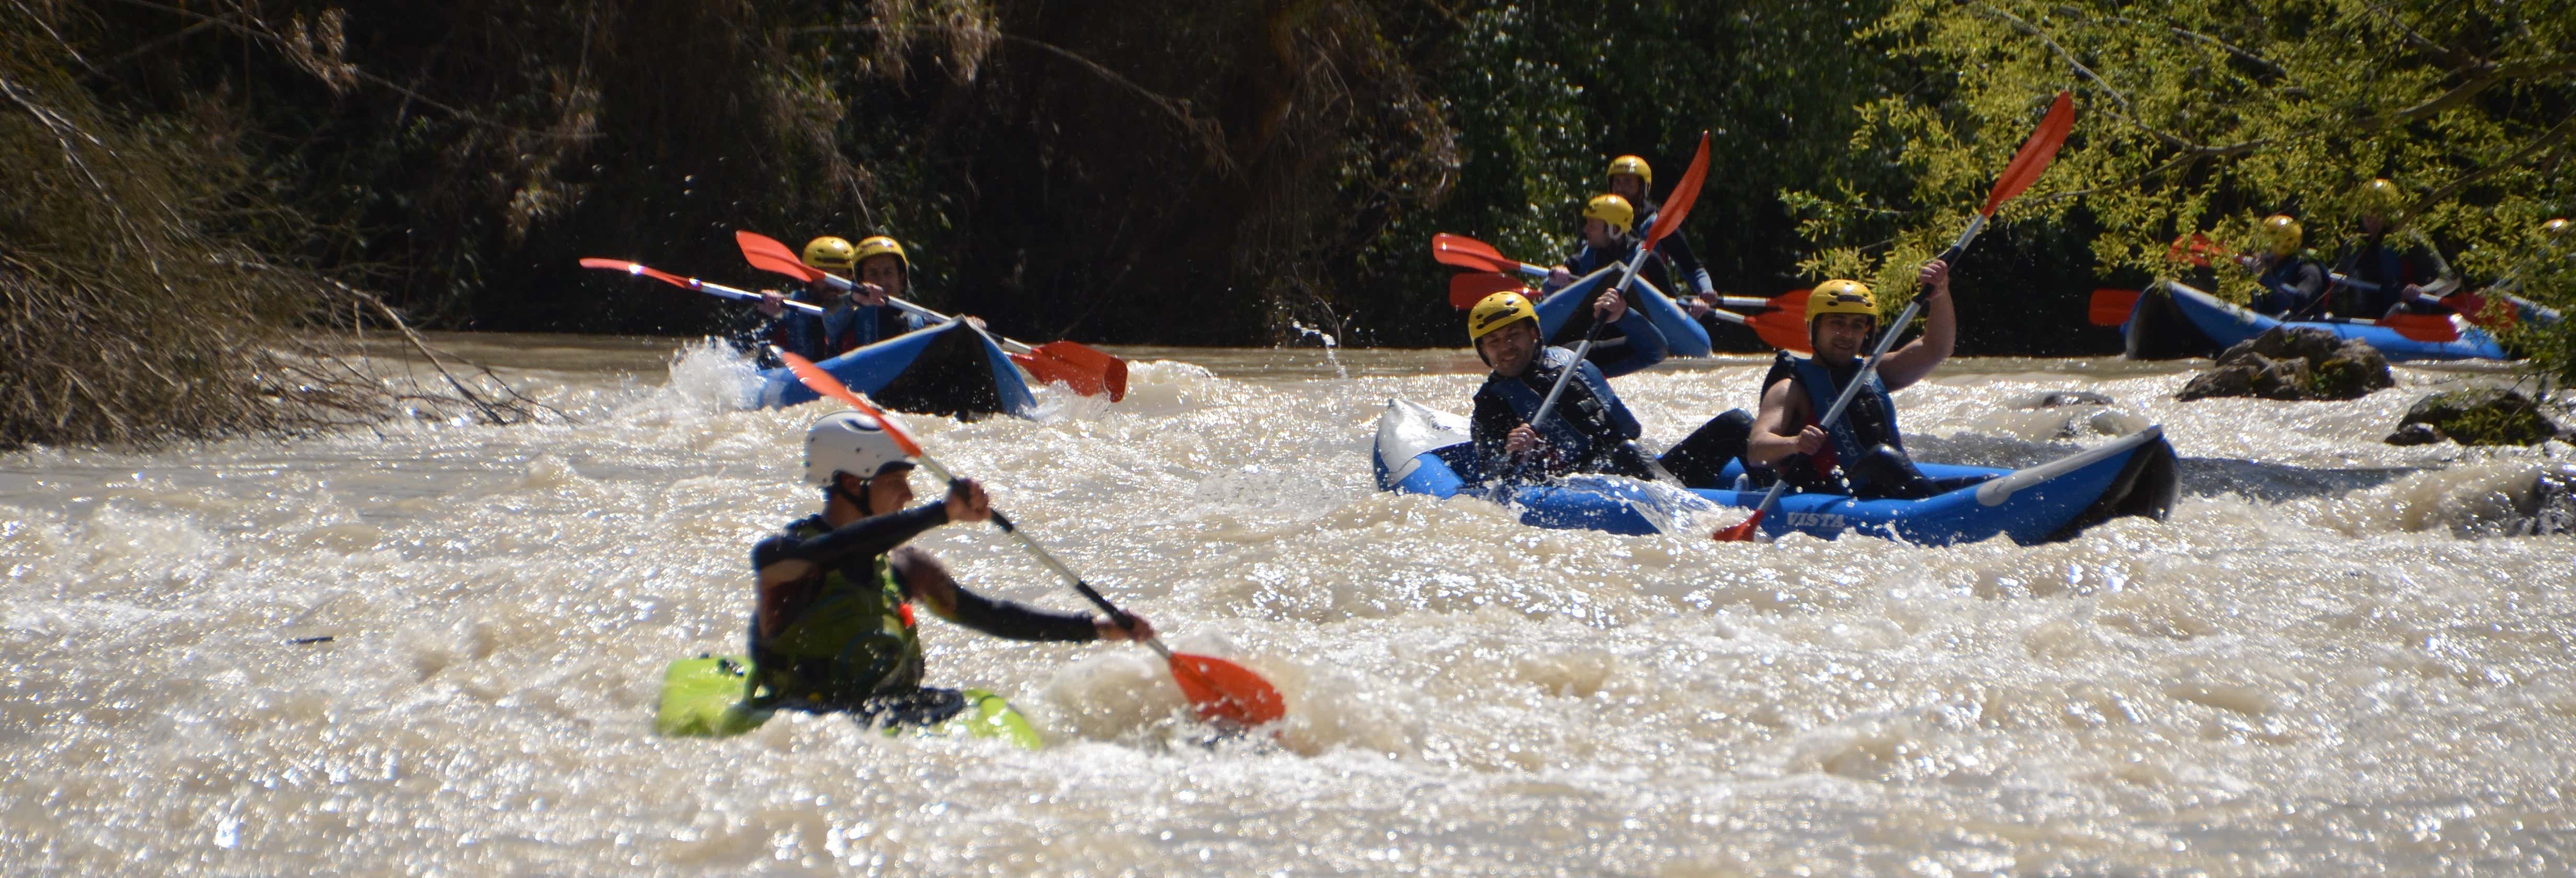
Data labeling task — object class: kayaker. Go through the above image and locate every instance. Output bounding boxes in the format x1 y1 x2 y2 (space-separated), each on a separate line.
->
730 236 856 365
1602 155 1720 312
1466 290 1751 487
748 412 1154 727
1538 194 1672 376
2237 215 2330 318
2332 179 2459 318
1744 262 1966 500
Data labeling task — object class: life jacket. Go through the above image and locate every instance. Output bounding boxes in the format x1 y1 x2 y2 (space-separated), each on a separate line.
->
748 518 923 708
1481 347 1641 476
1785 351 1902 483
773 303 916 360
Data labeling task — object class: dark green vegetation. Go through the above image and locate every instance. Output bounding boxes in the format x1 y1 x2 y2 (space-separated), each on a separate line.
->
4 0 2571 446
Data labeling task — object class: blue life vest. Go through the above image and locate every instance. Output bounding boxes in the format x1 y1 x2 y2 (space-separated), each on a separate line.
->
1481 347 1641 475
1787 353 1902 479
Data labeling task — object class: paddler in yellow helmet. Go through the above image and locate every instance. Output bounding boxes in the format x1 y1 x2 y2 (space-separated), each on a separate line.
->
1535 193 1671 377
2332 178 2459 319
1745 259 1964 500
2236 214 2330 317
1603 154 1728 329
1466 288 1756 487
746 412 1154 724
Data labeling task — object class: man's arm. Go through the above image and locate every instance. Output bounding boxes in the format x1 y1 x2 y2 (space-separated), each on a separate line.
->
1746 379 1821 467
1877 260 1956 391
892 547 1143 642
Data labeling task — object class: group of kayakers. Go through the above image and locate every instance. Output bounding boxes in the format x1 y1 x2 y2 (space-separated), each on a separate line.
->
2236 178 2566 324
729 234 934 366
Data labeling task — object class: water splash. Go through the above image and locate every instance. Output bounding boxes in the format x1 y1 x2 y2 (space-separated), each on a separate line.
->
1288 320 1348 380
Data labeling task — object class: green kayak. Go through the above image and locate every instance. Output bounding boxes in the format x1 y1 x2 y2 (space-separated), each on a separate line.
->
653 655 1043 749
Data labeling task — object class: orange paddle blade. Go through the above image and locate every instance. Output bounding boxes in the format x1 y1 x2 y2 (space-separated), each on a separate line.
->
1169 653 1287 727
1450 272 1526 308
777 351 928 456
737 230 826 282
2089 288 2143 326
1747 310 1811 353
1981 91 2075 217
1432 234 1521 273
580 258 698 292
1021 341 1127 401
2379 313 2460 342
2441 291 2515 330
1773 289 1809 323
1644 132 1711 249
1712 509 1766 542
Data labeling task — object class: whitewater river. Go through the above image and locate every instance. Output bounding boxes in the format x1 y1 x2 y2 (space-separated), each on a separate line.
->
4 336 2572 875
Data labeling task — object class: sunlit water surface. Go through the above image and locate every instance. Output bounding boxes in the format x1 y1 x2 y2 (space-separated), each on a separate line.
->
4 335 2572 875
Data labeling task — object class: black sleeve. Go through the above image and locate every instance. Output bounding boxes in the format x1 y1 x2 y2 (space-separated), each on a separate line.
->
758 504 949 570
936 586 1100 642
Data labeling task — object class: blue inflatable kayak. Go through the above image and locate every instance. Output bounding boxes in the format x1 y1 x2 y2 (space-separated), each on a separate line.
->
2123 281 2505 362
1536 265 1714 357
1371 399 2177 545
756 319 1040 418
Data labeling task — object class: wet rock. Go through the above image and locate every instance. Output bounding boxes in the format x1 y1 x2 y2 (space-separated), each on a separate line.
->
2007 390 2116 409
2383 422 2446 446
2521 470 2576 537
2176 328 2394 402
2394 387 2559 446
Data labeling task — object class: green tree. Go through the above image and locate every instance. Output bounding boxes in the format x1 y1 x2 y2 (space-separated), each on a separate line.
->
1791 0 2574 373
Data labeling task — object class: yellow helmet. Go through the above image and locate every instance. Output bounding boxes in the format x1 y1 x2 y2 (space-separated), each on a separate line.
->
2358 178 2406 216
1607 155 1651 184
2545 218 2570 238
1467 290 1539 341
1806 280 1877 325
1583 193 1635 236
2258 214 2304 257
853 235 908 274
801 236 858 271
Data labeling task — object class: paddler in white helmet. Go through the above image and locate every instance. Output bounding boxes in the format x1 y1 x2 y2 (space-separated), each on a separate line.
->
1745 259 1968 500
1467 288 1756 487
1536 193 1672 377
747 412 1154 725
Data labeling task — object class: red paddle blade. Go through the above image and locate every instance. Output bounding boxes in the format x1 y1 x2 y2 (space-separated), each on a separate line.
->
1168 652 1286 727
580 257 699 292
2441 291 2515 330
1644 132 1711 249
1013 341 1128 401
2380 313 2461 342
2089 288 2143 326
1432 234 1520 274
1712 509 1766 542
777 351 928 456
1980 91 2075 217
737 230 826 283
1747 310 1811 353
1773 289 1809 323
1449 272 1525 308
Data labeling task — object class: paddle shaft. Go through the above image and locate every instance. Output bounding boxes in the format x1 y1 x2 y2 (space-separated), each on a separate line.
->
1527 243 1657 430
629 266 828 315
798 271 1044 357
1732 296 1926 539
895 448 1176 661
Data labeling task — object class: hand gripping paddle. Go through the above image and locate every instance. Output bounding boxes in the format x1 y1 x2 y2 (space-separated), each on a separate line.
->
774 351 1286 729
734 231 1129 401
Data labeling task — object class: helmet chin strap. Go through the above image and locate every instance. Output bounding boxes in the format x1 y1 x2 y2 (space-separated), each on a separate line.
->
827 475 872 514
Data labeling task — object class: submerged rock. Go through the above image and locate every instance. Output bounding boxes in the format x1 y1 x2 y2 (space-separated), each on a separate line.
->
2387 386 2566 446
2176 328 2394 402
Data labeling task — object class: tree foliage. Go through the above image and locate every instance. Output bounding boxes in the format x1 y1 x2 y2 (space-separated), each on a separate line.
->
1792 0 2575 353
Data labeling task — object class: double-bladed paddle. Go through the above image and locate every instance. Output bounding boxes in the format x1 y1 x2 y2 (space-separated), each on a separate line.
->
733 231 1129 402
1717 91 2075 543
1434 233 1775 311
774 350 1287 730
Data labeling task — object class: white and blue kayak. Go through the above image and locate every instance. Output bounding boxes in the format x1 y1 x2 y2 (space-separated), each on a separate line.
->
1536 265 1714 357
2123 281 2505 362
756 319 1040 418
1371 399 2177 545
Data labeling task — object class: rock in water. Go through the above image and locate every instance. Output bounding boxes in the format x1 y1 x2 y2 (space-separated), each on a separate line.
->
2390 386 2561 446
2176 328 2394 402
2383 422 2446 446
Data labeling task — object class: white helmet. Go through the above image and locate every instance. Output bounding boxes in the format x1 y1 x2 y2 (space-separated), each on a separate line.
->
803 412 914 485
